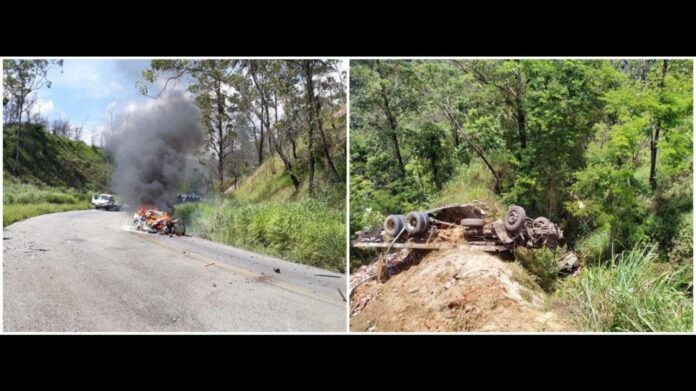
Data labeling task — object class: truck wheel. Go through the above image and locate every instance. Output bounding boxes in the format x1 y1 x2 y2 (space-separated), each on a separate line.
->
406 211 430 235
534 217 554 234
460 218 485 227
383 214 406 237
504 205 526 232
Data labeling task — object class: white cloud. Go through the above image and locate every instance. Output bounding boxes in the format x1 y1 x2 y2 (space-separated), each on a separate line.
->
50 60 129 98
32 99 55 116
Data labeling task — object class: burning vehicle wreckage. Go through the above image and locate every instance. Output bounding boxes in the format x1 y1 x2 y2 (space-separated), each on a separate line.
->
132 206 186 236
353 203 580 282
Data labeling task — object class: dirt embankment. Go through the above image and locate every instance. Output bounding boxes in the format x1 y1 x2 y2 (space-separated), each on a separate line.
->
350 248 573 332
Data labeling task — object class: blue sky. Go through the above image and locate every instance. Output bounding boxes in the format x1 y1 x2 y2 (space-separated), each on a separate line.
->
31 59 346 144
33 59 178 143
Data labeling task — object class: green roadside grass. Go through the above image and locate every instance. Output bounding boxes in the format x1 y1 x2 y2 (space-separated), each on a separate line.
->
4 180 91 226
4 202 90 226
176 198 346 273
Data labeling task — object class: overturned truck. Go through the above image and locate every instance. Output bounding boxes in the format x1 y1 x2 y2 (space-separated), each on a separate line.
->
353 203 578 274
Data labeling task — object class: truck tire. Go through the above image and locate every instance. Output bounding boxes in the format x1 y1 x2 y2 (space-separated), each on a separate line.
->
534 217 554 234
406 211 430 235
504 205 526 232
460 218 485 227
383 214 405 237
533 217 551 228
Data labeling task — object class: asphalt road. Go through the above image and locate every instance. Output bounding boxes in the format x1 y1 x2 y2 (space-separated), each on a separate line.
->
3 209 347 332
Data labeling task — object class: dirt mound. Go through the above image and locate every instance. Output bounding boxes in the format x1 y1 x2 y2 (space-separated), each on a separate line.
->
350 248 573 332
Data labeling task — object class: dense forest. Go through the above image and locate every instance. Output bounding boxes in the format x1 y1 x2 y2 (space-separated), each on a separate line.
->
350 60 692 331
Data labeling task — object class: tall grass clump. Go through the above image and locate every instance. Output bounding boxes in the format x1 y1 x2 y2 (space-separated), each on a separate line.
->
557 244 692 332
194 198 345 273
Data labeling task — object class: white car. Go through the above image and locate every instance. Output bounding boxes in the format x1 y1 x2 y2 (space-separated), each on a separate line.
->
91 194 121 211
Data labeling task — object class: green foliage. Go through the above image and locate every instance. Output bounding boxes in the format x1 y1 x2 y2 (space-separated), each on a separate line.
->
172 202 201 226
514 247 563 292
557 244 692 332
666 211 693 264
569 60 692 252
575 225 612 266
3 123 109 226
3 123 111 190
190 198 345 273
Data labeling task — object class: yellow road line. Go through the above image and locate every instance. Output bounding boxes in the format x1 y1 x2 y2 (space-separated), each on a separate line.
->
130 231 345 307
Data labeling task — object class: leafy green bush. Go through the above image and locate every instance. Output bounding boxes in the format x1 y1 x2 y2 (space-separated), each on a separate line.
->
557 244 692 332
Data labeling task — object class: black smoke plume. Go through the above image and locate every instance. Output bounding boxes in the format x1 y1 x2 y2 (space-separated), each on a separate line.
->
111 91 203 211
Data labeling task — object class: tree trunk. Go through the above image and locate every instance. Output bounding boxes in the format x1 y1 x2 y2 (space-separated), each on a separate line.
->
215 82 226 193
303 61 316 197
377 69 406 178
289 136 298 160
441 106 502 194
649 60 668 190
257 127 265 166
14 96 24 176
275 141 300 191
312 95 341 182
470 139 502 194
515 61 527 150
516 105 527 149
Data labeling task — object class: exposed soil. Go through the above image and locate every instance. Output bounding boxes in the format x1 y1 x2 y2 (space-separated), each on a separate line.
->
350 248 573 332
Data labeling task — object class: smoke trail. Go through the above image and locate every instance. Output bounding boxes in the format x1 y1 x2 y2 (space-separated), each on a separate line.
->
111 91 203 211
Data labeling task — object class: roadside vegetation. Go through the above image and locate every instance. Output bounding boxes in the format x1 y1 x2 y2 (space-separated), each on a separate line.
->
177 197 344 273
3 123 111 226
350 59 692 331
3 60 112 226
3 179 91 226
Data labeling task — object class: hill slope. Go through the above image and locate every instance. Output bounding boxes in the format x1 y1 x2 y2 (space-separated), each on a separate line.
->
3 123 113 226
3 123 111 190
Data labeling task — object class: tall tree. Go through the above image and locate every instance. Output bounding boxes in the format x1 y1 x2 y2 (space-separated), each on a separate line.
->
307 60 342 183
3 59 62 175
351 60 419 180
649 60 668 189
